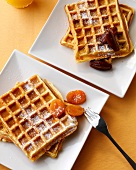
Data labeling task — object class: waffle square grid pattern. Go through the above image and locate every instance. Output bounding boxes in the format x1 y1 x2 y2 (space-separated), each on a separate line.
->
61 4 134 50
65 0 132 62
0 75 78 161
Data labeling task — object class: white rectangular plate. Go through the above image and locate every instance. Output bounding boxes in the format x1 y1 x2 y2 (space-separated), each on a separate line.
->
29 0 136 98
0 50 109 170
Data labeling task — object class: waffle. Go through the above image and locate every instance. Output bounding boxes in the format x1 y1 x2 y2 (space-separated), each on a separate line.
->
0 75 78 161
0 121 11 142
0 123 63 159
0 78 65 158
0 77 65 158
64 0 133 62
120 4 135 29
0 120 64 158
61 4 134 49
46 139 63 158
0 78 64 141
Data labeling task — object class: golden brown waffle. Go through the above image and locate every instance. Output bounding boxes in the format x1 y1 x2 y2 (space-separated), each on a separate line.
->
0 75 78 161
46 139 63 158
61 4 134 50
120 4 135 28
0 78 64 143
0 121 64 158
0 121 11 142
65 0 133 62
0 78 65 158
61 27 74 49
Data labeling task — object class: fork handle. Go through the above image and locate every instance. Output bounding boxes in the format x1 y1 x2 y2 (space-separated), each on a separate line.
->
105 131 136 169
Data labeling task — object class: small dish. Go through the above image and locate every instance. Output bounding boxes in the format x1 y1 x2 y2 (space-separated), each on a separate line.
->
29 0 136 98
0 50 109 170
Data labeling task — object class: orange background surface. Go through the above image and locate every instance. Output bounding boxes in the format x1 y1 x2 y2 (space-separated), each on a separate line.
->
0 0 136 169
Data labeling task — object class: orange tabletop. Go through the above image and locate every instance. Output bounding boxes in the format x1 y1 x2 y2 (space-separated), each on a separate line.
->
0 0 136 170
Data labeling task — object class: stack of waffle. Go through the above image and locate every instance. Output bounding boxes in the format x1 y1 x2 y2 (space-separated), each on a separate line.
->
0 75 78 161
61 0 134 66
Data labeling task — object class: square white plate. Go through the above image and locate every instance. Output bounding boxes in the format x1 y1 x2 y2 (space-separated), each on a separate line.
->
0 50 109 170
29 0 136 98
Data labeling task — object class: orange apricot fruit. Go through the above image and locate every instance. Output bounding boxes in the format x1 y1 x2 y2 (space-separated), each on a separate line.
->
65 104 84 117
49 99 65 118
66 90 86 105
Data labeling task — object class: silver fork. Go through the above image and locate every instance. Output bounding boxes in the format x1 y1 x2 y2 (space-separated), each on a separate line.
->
85 107 136 170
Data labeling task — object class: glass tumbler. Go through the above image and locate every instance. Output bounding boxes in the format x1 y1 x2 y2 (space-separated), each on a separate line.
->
6 0 33 8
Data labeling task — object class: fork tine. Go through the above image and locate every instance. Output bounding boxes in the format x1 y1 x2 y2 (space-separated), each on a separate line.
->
88 107 98 115
85 107 98 119
84 112 93 124
84 108 100 128
85 110 94 121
